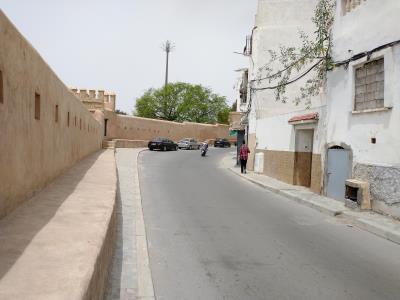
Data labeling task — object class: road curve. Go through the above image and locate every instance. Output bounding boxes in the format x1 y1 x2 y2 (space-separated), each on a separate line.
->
138 148 400 300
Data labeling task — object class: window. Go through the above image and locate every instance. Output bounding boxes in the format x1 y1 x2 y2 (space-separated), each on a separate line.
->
0 70 3 104
67 112 70 127
354 58 384 111
240 70 248 104
55 105 59 123
34 93 40 120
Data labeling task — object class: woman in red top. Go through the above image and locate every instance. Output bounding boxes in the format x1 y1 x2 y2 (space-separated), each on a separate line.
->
239 141 250 174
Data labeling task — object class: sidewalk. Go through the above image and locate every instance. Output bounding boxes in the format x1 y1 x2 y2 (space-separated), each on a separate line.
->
0 150 117 300
222 153 400 246
105 148 155 300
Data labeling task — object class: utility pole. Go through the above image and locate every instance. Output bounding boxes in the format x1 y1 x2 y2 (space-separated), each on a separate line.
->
162 40 174 87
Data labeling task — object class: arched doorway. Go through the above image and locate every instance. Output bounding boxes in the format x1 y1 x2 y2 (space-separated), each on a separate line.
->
326 145 352 201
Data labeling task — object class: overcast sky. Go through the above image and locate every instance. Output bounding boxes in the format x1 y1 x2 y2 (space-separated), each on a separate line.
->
0 0 257 113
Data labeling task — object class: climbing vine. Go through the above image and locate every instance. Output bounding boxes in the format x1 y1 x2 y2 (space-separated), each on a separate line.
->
252 0 335 107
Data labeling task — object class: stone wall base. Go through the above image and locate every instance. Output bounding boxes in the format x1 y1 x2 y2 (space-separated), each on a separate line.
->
354 163 400 219
255 149 322 193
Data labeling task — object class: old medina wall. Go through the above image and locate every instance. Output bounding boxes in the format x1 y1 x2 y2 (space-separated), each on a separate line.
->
72 90 231 144
107 114 230 143
248 0 326 193
0 11 103 219
326 0 400 218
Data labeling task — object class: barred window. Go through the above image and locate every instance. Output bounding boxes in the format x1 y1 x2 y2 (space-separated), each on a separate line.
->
354 58 384 111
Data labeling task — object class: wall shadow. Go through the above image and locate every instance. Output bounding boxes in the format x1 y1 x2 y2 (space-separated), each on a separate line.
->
0 150 105 281
105 178 123 299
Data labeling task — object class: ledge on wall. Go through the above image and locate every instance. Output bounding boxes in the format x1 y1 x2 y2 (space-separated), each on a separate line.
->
0 150 117 300
351 107 392 115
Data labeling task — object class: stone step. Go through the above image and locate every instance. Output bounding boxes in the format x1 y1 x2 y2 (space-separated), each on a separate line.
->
102 140 116 149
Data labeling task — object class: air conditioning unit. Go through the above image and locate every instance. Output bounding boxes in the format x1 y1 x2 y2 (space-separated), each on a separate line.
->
254 152 264 174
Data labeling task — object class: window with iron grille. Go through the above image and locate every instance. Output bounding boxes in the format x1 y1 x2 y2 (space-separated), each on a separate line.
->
354 58 384 111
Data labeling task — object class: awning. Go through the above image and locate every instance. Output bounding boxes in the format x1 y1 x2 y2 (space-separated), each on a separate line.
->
288 112 319 125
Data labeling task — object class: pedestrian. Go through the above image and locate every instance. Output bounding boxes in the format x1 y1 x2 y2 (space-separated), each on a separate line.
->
239 141 250 174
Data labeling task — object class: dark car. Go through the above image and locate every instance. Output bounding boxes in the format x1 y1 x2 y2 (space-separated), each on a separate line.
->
148 138 178 151
214 138 231 148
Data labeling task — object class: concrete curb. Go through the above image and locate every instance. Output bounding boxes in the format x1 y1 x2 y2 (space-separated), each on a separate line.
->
134 149 156 300
341 211 400 245
228 168 343 217
228 167 400 246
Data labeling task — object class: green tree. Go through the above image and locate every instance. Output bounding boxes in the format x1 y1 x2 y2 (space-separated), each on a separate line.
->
115 109 128 115
135 82 229 124
231 102 237 112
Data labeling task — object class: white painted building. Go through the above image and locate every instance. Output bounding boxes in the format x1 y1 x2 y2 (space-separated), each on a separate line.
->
244 0 400 219
246 0 325 193
325 0 400 218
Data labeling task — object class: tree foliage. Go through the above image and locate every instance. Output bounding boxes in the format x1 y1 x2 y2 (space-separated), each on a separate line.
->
115 109 128 115
135 82 230 124
253 0 335 107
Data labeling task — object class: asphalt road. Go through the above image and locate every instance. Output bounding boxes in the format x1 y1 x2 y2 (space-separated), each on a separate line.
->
138 148 400 300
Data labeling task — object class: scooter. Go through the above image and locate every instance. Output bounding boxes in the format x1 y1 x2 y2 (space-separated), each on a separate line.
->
200 143 208 157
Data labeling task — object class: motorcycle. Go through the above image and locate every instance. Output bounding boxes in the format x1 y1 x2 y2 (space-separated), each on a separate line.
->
200 143 208 157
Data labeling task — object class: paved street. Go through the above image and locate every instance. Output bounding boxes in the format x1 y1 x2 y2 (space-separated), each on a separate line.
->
139 148 400 300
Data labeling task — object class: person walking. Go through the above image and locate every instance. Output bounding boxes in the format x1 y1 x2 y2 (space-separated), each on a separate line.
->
239 141 250 174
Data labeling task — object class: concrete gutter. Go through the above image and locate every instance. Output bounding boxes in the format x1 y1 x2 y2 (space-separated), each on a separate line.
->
224 154 400 246
0 150 117 300
135 149 156 300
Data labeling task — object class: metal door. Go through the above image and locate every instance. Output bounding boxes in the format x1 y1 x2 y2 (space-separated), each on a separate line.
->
326 148 351 201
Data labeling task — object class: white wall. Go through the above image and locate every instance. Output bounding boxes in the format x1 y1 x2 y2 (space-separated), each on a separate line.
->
248 0 324 153
327 0 400 167
332 0 400 61
255 106 326 154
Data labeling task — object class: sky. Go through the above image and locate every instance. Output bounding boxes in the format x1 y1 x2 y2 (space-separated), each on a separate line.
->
0 0 258 113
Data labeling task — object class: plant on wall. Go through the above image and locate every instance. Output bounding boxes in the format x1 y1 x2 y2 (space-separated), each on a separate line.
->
252 0 335 107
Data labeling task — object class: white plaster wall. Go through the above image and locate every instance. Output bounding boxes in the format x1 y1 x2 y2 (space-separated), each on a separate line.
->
248 0 325 153
255 106 326 154
332 0 400 61
327 1 400 167
233 70 249 113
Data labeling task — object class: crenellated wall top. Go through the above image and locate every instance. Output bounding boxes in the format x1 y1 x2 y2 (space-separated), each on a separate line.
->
70 88 116 112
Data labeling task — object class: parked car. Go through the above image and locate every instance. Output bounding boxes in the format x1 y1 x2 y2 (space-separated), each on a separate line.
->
214 138 231 148
148 138 178 151
178 138 200 150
